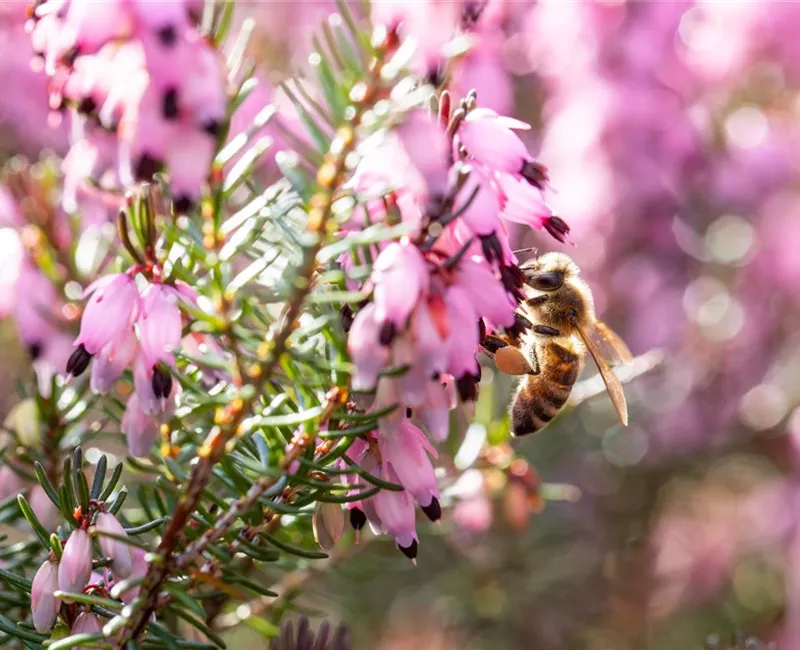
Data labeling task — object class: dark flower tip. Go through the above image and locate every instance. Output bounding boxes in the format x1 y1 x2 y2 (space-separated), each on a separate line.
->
162 87 179 120
60 44 81 68
202 119 222 139
421 497 441 522
27 342 42 361
157 24 177 47
173 195 194 214
134 154 164 182
66 344 92 377
378 321 396 347
425 65 446 89
349 508 367 531
77 96 97 115
520 160 549 189
151 366 173 399
480 234 504 265
456 374 479 402
397 539 418 560
500 264 525 301
543 216 571 244
461 1 487 29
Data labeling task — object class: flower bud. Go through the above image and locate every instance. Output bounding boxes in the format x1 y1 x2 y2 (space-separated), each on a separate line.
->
4 399 40 448
71 611 102 646
31 560 59 633
95 512 133 578
312 502 345 551
58 529 93 594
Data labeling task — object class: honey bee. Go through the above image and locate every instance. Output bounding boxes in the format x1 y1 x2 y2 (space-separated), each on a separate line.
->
483 252 632 436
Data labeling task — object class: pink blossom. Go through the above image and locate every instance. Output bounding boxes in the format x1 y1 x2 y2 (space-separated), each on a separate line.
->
12 262 72 371
129 0 195 39
118 548 148 605
347 303 391 391
451 167 504 239
379 419 440 520
373 465 419 560
71 611 103 644
70 273 139 368
90 328 138 395
372 242 429 337
454 256 517 329
95 512 133 578
417 377 456 443
122 390 162 454
409 299 448 381
371 1 461 82
458 108 542 180
443 286 480 382
30 0 225 207
59 0 133 59
394 110 450 201
31 560 59 633
136 283 182 369
58 529 93 594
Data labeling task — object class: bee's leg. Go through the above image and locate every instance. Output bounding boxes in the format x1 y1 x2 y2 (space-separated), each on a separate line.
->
532 325 560 337
526 295 548 308
480 335 510 357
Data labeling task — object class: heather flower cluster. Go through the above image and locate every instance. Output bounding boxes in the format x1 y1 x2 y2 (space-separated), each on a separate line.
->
66 266 197 456
27 0 225 213
27 455 149 640
336 82 569 557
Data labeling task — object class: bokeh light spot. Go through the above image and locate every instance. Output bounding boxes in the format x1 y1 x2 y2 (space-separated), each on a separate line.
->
602 425 648 467
739 383 788 431
725 106 769 149
705 215 756 265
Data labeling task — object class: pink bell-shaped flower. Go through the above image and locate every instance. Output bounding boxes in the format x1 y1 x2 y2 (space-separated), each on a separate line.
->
444 286 480 381
95 512 133 578
458 108 537 178
454 256 517 330
31 559 59 633
122 392 162 456
136 283 182 368
379 418 440 521
68 273 139 377
371 242 429 340
395 110 450 201
373 465 419 561
90 328 138 395
71 611 103 642
58 529 93 594
347 303 391 391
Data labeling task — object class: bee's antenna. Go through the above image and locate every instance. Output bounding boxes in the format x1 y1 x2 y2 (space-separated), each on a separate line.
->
513 247 539 258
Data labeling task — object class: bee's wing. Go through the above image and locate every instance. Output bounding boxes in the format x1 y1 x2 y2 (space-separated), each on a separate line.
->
576 324 628 426
590 320 633 366
494 346 535 376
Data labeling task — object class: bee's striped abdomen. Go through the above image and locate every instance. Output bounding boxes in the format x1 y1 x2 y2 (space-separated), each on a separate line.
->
511 341 581 436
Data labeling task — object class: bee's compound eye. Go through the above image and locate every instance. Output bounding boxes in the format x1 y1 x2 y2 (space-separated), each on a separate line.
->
527 271 564 291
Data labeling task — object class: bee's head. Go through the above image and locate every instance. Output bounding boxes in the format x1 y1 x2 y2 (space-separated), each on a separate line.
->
520 252 580 292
